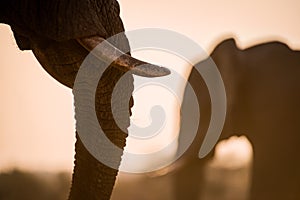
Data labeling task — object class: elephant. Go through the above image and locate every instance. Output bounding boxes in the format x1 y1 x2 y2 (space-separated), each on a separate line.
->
175 38 300 200
2 1 300 200
1 1 169 200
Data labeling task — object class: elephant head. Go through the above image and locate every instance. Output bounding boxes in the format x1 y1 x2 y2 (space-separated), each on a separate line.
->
1 1 169 199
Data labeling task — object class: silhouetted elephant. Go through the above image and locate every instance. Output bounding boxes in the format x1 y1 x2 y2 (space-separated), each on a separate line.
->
176 39 300 200
1 1 169 200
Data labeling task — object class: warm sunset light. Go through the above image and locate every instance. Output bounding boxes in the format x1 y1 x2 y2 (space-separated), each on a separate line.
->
1 0 299 173
1 0 300 199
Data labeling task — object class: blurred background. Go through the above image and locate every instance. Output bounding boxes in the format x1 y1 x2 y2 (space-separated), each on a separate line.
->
1 0 300 199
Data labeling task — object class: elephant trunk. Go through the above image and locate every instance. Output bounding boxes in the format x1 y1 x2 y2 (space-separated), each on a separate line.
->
69 134 121 200
29 38 131 199
69 65 133 200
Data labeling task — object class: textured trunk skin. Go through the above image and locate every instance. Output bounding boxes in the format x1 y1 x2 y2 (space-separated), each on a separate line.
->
69 67 133 200
31 35 132 199
69 134 121 200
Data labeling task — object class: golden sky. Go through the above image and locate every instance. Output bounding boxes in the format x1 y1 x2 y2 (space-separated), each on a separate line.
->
0 0 300 172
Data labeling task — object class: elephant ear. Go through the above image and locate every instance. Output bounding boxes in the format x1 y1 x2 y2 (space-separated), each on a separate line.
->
3 0 123 49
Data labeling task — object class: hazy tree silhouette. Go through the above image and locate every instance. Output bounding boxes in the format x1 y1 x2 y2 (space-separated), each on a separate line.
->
0 170 70 200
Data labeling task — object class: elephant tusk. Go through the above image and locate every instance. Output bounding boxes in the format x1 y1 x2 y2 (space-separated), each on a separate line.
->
77 36 171 77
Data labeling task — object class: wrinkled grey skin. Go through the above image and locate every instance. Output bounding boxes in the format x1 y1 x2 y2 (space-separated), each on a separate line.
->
1 1 138 200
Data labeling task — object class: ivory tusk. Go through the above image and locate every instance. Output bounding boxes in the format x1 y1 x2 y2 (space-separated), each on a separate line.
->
77 36 171 77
